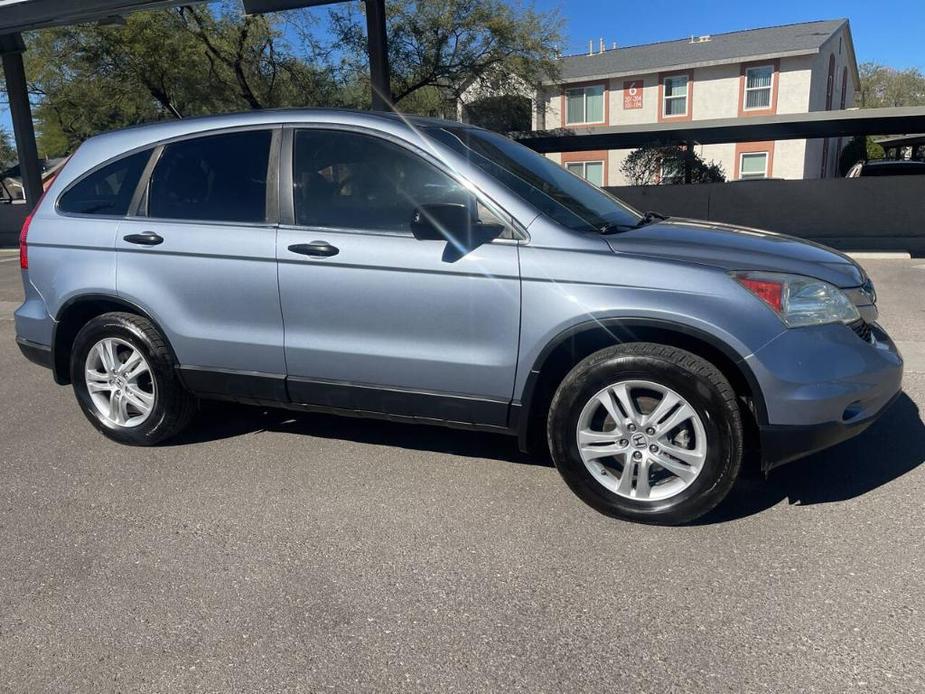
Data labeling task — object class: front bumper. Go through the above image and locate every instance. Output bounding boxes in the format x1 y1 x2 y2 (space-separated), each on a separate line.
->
748 322 903 471
759 389 901 470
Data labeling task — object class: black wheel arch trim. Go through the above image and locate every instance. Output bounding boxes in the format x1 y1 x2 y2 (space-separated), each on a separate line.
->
514 316 770 451
51 293 180 385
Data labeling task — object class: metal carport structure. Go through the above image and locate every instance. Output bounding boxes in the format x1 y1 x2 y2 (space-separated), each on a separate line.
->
513 107 925 152
513 106 925 184
0 0 390 211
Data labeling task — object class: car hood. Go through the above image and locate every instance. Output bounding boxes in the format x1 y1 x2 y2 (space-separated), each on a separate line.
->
605 218 865 288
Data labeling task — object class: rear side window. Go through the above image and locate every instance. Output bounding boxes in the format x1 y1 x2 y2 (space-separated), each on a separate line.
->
58 149 151 216
148 130 271 223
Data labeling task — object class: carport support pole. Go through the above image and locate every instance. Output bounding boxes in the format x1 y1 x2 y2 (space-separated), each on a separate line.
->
1 33 42 210
364 0 391 110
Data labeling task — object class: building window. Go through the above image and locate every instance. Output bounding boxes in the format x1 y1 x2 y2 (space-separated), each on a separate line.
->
662 74 689 116
743 66 773 110
739 152 769 179
565 85 605 124
566 160 604 186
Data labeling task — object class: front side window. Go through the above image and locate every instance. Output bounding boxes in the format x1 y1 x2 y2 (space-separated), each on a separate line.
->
59 149 151 216
428 126 641 233
744 66 773 110
565 161 604 187
739 152 768 179
147 130 271 223
566 85 605 124
663 75 689 116
293 129 484 234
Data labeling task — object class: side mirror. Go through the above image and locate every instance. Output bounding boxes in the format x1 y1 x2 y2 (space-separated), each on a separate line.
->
410 203 505 254
410 203 471 242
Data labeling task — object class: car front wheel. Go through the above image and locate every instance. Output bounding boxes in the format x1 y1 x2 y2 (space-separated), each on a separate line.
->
547 343 743 525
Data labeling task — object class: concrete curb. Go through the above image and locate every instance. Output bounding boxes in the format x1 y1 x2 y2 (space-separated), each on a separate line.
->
847 252 912 260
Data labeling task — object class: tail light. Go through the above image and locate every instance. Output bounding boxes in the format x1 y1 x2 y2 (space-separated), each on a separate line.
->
20 173 57 270
19 210 33 269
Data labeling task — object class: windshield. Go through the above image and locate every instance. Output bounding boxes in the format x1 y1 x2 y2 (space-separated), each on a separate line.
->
426 126 642 232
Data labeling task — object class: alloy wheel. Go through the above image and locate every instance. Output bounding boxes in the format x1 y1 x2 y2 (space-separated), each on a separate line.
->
576 379 707 501
84 337 156 427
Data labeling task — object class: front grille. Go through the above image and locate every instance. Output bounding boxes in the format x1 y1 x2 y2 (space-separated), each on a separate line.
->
849 319 873 343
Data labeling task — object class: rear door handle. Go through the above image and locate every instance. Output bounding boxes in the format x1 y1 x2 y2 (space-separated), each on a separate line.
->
288 241 339 258
123 232 164 246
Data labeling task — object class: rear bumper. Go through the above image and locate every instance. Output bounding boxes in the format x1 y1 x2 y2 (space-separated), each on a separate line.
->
759 389 901 471
16 336 53 369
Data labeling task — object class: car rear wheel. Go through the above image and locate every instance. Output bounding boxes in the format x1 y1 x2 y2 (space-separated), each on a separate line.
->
547 343 743 525
70 312 196 445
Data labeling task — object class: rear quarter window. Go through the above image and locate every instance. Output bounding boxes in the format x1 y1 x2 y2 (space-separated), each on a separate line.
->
58 149 151 216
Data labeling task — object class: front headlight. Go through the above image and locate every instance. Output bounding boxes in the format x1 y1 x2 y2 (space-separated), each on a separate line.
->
732 271 860 327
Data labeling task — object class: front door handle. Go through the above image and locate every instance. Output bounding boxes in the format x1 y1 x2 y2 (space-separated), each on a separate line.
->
288 241 339 258
123 232 164 246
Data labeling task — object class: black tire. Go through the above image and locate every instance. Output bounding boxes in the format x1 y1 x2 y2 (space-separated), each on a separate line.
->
70 312 197 445
547 343 742 525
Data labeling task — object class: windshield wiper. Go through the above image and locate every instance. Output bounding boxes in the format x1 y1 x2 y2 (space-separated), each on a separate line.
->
634 210 668 228
599 210 668 234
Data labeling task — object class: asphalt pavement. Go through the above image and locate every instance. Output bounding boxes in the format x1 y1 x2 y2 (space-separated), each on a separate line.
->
1 250 923 692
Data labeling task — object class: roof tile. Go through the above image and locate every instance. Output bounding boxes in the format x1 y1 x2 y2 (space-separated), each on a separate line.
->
557 19 846 81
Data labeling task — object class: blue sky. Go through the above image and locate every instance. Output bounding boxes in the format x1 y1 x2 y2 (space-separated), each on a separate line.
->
3 0 923 134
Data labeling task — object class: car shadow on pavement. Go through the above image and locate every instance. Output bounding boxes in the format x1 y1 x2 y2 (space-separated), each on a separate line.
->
697 393 925 524
173 394 923 521
171 400 545 467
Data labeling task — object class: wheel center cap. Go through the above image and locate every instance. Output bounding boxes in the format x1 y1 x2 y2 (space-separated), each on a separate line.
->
631 432 648 449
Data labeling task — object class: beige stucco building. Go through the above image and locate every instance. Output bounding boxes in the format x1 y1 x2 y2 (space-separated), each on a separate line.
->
533 20 859 185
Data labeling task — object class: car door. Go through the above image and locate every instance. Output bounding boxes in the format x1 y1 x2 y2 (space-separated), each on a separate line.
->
276 126 521 427
116 127 287 401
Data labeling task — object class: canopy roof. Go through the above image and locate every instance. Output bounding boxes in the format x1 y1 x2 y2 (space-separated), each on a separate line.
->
515 107 925 152
0 0 344 33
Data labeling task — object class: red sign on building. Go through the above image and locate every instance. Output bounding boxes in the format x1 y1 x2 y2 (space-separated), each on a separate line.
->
623 80 644 109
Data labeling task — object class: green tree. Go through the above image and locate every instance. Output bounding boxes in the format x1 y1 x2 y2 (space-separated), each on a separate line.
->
842 62 924 173
324 0 561 111
0 128 17 169
24 0 561 156
25 2 338 156
857 62 925 108
620 144 726 185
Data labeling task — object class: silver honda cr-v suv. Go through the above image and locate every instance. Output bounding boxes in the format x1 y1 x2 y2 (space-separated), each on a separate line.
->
15 110 903 524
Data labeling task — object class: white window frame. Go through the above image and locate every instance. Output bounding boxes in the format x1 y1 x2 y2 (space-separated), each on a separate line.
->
743 65 774 111
565 85 606 125
662 73 689 117
565 160 605 186
739 151 769 180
